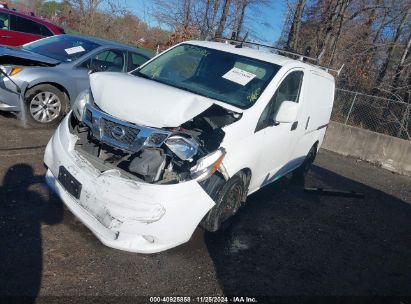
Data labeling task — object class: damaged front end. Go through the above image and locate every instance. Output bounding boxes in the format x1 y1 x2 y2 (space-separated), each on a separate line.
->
44 89 240 253
71 89 238 185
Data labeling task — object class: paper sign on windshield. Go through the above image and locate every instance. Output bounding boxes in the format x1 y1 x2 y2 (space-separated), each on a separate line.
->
65 46 86 55
222 67 256 86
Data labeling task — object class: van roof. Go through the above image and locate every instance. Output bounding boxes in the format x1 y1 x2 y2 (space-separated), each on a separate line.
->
185 40 332 77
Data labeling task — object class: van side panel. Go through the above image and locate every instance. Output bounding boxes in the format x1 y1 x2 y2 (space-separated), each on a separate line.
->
306 70 335 133
291 70 335 164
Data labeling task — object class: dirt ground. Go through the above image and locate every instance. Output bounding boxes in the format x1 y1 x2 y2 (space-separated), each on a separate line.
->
0 113 410 302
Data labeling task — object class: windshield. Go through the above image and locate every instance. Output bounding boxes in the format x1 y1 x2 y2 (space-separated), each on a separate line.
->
133 44 281 109
23 35 100 62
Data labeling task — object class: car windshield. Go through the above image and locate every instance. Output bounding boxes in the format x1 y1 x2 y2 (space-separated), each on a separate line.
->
133 44 281 109
22 35 100 62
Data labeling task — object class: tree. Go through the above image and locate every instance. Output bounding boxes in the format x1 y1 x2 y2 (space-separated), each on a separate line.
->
37 1 65 18
391 32 411 94
316 0 352 63
374 4 411 90
231 0 257 39
278 0 411 100
215 0 232 38
286 0 306 51
200 0 212 38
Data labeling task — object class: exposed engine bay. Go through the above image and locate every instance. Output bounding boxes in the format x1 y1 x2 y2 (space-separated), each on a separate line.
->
69 102 241 184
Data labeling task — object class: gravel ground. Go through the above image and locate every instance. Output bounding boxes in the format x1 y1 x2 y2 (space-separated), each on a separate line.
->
0 113 410 302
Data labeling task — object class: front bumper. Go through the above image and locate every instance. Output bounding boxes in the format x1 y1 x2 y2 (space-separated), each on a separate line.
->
44 115 216 253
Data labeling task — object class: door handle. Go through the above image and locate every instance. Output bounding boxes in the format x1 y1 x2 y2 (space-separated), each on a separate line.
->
1 35 12 38
305 116 310 129
291 121 298 131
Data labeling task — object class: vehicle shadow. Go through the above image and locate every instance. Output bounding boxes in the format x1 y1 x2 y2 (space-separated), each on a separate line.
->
204 165 411 298
0 111 16 119
0 164 63 301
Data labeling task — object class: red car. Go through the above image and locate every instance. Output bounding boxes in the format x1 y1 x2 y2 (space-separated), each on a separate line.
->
0 8 64 46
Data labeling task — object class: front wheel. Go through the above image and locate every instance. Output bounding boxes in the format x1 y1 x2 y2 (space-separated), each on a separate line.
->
23 84 68 127
201 172 247 232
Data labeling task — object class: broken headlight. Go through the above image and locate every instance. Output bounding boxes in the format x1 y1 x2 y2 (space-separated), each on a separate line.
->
0 65 23 77
144 132 170 147
190 148 226 181
165 135 199 160
73 89 93 121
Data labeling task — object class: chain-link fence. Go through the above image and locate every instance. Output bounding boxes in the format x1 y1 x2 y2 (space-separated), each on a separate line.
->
331 89 411 140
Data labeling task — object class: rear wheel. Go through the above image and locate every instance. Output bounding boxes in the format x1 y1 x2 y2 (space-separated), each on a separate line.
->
24 84 68 127
201 172 246 232
294 143 317 178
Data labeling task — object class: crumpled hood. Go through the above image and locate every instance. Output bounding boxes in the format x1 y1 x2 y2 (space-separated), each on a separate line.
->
89 72 215 128
0 45 60 66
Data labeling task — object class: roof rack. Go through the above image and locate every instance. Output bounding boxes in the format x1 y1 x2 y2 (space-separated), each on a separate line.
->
213 37 344 76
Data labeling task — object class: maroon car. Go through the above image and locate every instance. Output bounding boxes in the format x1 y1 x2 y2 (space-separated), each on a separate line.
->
0 8 64 46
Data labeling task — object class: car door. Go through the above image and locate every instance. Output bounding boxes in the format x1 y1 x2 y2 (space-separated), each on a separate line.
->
254 69 305 187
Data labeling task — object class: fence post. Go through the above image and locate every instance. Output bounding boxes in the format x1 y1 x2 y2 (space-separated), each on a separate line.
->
345 93 357 125
397 104 410 139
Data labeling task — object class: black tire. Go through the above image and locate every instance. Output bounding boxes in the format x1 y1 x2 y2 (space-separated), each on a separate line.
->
294 143 317 178
201 172 247 232
23 84 68 128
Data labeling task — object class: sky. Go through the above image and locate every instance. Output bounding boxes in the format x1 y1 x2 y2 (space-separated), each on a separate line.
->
120 0 288 44
53 0 287 43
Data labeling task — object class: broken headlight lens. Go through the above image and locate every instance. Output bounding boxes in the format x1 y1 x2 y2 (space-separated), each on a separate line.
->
0 65 23 77
165 135 199 160
10 67 23 76
190 148 226 181
144 133 169 147
73 89 93 121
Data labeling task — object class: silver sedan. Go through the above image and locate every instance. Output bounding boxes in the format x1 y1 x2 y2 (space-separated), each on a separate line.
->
0 34 153 126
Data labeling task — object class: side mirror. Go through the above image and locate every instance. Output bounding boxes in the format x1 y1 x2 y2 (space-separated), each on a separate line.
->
275 101 299 123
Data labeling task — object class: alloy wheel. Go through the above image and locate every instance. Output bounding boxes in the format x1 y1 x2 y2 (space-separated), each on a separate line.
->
29 91 62 123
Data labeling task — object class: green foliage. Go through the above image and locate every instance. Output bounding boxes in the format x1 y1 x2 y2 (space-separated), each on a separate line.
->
37 1 64 18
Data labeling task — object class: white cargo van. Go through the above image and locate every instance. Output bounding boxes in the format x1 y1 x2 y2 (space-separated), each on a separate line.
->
44 40 335 253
